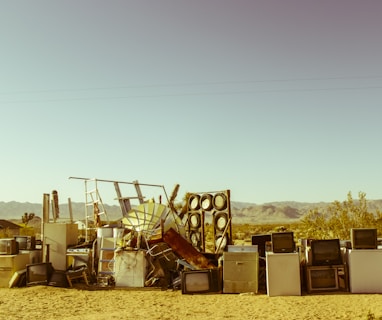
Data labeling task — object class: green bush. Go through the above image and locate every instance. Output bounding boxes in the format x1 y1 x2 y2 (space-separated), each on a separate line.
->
299 191 381 240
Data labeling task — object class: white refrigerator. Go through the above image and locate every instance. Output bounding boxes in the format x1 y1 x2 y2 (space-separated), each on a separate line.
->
43 223 78 270
347 249 382 293
266 252 301 296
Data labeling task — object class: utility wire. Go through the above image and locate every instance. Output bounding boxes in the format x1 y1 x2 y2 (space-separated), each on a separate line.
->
1 75 382 95
1 85 382 104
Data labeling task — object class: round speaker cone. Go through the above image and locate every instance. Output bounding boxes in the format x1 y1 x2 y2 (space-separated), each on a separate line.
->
190 231 200 246
215 235 228 251
213 193 227 210
189 213 201 228
188 194 200 210
214 213 228 231
200 193 213 210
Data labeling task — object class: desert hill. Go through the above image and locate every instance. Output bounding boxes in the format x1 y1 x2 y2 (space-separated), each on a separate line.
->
2 199 382 224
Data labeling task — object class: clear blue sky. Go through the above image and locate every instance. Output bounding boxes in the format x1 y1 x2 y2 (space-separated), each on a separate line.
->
1 1 382 206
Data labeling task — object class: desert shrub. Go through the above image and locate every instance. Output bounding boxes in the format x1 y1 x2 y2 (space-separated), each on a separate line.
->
231 223 299 241
19 226 35 236
299 191 380 240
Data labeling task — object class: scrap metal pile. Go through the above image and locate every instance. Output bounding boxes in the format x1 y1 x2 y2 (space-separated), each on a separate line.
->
73 178 233 290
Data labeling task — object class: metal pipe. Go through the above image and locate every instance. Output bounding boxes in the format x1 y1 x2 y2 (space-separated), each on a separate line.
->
69 176 165 188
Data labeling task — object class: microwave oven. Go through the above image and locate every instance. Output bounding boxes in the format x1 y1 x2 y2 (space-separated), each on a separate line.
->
0 238 18 255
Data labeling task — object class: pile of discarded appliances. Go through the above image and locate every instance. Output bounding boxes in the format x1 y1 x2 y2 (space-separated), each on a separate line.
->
80 183 233 292
21 179 234 292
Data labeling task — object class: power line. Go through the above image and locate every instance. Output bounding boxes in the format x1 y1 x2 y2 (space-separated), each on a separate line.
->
1 85 381 104
1 75 382 95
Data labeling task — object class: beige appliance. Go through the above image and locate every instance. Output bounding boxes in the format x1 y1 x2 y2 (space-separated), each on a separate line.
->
348 249 382 293
0 254 30 287
223 251 258 293
43 223 78 270
266 252 301 296
19 250 42 265
114 250 147 287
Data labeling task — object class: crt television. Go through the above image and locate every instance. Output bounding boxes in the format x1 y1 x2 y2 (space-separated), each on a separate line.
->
271 232 295 253
181 268 221 294
306 265 344 293
311 239 342 266
0 238 18 255
14 236 36 250
26 262 54 286
350 228 378 249
251 234 271 258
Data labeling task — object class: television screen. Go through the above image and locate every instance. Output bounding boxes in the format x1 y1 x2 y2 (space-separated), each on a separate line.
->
311 239 342 266
306 266 339 292
181 268 221 294
351 228 378 249
14 236 36 250
251 234 271 258
48 270 70 287
271 232 295 253
26 262 54 286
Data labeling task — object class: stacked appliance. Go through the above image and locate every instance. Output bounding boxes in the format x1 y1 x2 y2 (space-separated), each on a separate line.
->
347 228 382 293
303 238 346 293
265 232 301 297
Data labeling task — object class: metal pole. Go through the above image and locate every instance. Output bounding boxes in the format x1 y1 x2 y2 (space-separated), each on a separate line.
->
68 197 73 223
69 176 165 188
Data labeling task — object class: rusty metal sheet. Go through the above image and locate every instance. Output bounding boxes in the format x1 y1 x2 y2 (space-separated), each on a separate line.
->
162 228 215 270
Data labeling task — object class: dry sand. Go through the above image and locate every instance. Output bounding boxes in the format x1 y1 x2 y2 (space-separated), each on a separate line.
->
1 285 382 320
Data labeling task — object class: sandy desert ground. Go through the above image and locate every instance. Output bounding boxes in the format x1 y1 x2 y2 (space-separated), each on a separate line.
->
1 285 382 320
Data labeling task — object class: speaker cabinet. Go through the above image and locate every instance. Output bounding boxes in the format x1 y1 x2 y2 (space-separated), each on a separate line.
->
213 211 232 253
212 190 232 253
186 193 204 251
186 190 232 253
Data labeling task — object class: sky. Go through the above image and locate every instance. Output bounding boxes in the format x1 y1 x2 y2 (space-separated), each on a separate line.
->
1 0 382 208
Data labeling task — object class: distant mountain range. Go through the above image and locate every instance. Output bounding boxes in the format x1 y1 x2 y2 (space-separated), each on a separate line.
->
2 199 382 224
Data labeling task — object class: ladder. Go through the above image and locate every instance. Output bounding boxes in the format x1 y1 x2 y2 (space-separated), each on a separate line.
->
69 176 167 241
97 237 116 282
114 180 145 218
84 179 109 242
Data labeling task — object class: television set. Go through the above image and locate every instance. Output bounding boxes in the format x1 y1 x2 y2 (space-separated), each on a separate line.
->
310 239 342 266
271 232 295 253
26 262 54 286
251 234 271 258
14 236 36 250
351 228 378 249
181 268 221 294
9 269 27 288
306 265 344 293
0 238 18 255
48 270 70 287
